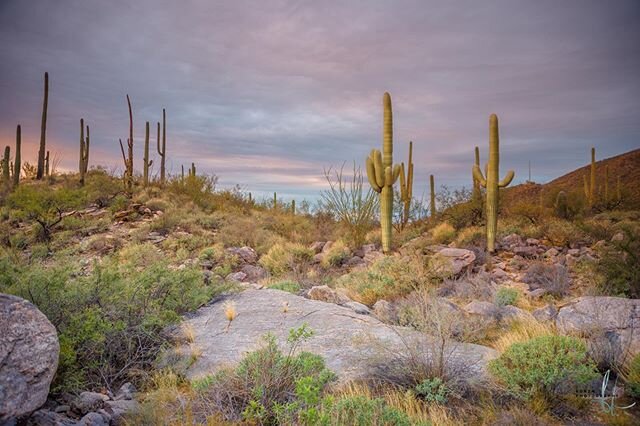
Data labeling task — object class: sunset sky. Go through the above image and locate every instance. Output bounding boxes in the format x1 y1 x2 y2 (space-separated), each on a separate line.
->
1 0 639 201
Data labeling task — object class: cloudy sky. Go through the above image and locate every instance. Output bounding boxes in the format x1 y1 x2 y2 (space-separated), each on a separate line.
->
1 0 639 201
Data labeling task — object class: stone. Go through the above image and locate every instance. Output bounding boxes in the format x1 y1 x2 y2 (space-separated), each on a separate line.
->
321 241 334 253
199 259 214 270
501 305 534 322
240 264 267 282
526 238 540 246
556 297 640 355
114 382 136 401
309 241 326 254
567 248 581 256
611 232 625 242
171 289 497 384
77 412 108 426
26 409 76 426
363 251 384 265
528 288 548 299
202 270 214 285
533 304 558 322
306 285 351 305
501 233 523 248
343 301 371 315
464 300 499 317
345 256 365 267
225 271 247 282
434 248 476 276
361 244 377 255
72 392 109 415
373 300 397 323
0 294 59 422
512 246 538 258
226 246 258 264
491 268 508 280
544 248 559 257
105 400 139 425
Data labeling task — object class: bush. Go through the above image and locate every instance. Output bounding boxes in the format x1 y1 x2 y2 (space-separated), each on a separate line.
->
455 226 485 247
259 242 314 277
489 335 598 399
522 262 570 297
624 353 640 399
593 225 640 298
318 395 417 426
269 280 302 294
321 240 351 268
495 287 519 307
414 377 449 404
194 324 335 424
431 222 456 244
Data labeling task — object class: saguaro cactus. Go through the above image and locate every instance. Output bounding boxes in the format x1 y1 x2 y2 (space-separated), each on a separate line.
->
37 72 49 180
119 94 134 191
13 125 21 188
79 119 90 185
2 146 10 192
430 174 436 219
273 192 277 209
472 114 515 252
555 191 568 219
365 92 401 253
157 109 167 185
190 163 196 177
291 199 296 215
399 141 414 228
143 121 153 187
472 146 481 202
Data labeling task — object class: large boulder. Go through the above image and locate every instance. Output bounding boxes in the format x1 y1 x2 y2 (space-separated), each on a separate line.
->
170 289 497 384
0 293 59 422
556 296 640 356
433 248 476 276
226 246 258 264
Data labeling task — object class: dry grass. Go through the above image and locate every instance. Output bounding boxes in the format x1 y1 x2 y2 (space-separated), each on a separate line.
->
490 317 556 353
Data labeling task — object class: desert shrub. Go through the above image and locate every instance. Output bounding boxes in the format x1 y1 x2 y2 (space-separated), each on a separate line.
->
193 324 335 424
593 225 640 298
199 243 239 276
321 240 351 268
413 377 449 404
168 173 218 209
522 262 570 297
440 200 483 229
317 395 417 426
83 168 125 207
539 219 583 247
319 163 377 247
624 353 640 399
431 222 456 244
489 335 598 399
269 280 301 294
455 226 485 247
495 287 519 307
491 318 556 354
259 242 314 277
508 201 545 225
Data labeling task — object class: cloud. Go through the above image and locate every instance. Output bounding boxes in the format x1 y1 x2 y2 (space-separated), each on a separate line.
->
0 0 639 200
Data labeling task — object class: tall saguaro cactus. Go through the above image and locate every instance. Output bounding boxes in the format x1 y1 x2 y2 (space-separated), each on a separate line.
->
157 109 167 185
3 146 10 192
119 94 134 192
430 174 436 219
79 119 90 185
399 141 414 228
365 92 401 253
13 125 21 188
472 114 515 252
143 121 153 187
472 146 481 202
37 72 49 180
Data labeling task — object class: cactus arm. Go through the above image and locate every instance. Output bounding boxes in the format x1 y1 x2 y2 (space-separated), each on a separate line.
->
472 165 487 188
392 164 401 184
373 149 385 187
366 155 382 193
499 170 515 187
399 162 407 199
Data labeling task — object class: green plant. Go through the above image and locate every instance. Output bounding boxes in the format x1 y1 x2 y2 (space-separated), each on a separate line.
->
365 92 401 253
594 225 640 297
79 119 90 186
414 377 449 404
489 335 598 399
472 114 515 252
583 147 596 207
269 280 301 294
36 72 48 180
317 395 417 426
157 109 166 185
430 174 436 219
624 353 640 399
13 125 20 188
495 287 519 307
142 121 152 186
2 145 9 192
259 242 314 277
399 141 414 229
431 222 456 244
554 191 568 219
321 240 350 268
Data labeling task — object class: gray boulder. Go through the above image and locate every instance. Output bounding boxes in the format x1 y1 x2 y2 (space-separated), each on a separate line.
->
72 391 109 415
306 285 351 305
0 294 59 422
171 289 497 384
434 248 476 276
240 264 267 282
226 246 258 264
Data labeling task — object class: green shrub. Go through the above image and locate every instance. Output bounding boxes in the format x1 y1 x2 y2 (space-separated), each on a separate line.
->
259 242 314 277
593 225 640 298
494 287 519 307
625 353 640 399
321 240 350 268
317 395 418 426
414 377 449 404
489 335 598 399
269 281 302 294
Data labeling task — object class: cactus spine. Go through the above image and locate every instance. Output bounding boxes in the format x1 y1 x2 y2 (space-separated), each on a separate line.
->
37 72 49 180
2 146 10 191
365 93 401 253
399 141 414 228
472 114 515 252
13 125 21 188
79 119 90 185
143 121 153 187
157 109 166 185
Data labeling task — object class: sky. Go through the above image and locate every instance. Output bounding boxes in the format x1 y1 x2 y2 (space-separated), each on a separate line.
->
0 0 639 202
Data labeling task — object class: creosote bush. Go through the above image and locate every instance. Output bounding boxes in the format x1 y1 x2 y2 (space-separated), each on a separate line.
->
494 287 519 307
489 335 598 399
259 241 314 277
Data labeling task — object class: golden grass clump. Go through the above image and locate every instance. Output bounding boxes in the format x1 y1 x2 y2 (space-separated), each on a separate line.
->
431 222 456 244
490 316 556 354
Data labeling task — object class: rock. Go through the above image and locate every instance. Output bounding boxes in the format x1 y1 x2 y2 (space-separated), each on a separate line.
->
306 285 351 305
114 382 136 401
567 248 580 256
72 392 109 415
464 300 500 319
373 300 397 323
202 270 214 285
361 244 377 256
491 268 508 280
171 289 497 383
434 248 476 276
556 297 640 355
309 241 326 254
527 288 548 299
26 409 76 426
105 400 139 425
512 246 538 258
225 272 247 283
240 264 267 282
77 412 108 426
312 253 324 264
544 248 559 258
363 251 384 265
501 305 534 322
199 259 214 270
533 304 558 322
54 405 70 414
0 294 59 422
501 233 523 248
226 246 258 264
526 238 540 246
321 241 334 254
611 232 625 242
343 301 371 315
345 256 365 267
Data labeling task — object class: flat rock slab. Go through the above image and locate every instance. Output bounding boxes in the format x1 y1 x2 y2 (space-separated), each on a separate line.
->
174 289 497 383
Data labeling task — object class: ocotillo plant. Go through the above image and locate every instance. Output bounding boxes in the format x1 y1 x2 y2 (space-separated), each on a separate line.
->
143 121 153 187
13 125 21 188
399 141 414 228
2 146 10 192
37 72 49 180
430 174 436 219
365 92 401 253
583 147 596 207
157 109 167 185
472 114 515 252
555 191 568 219
79 119 90 185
